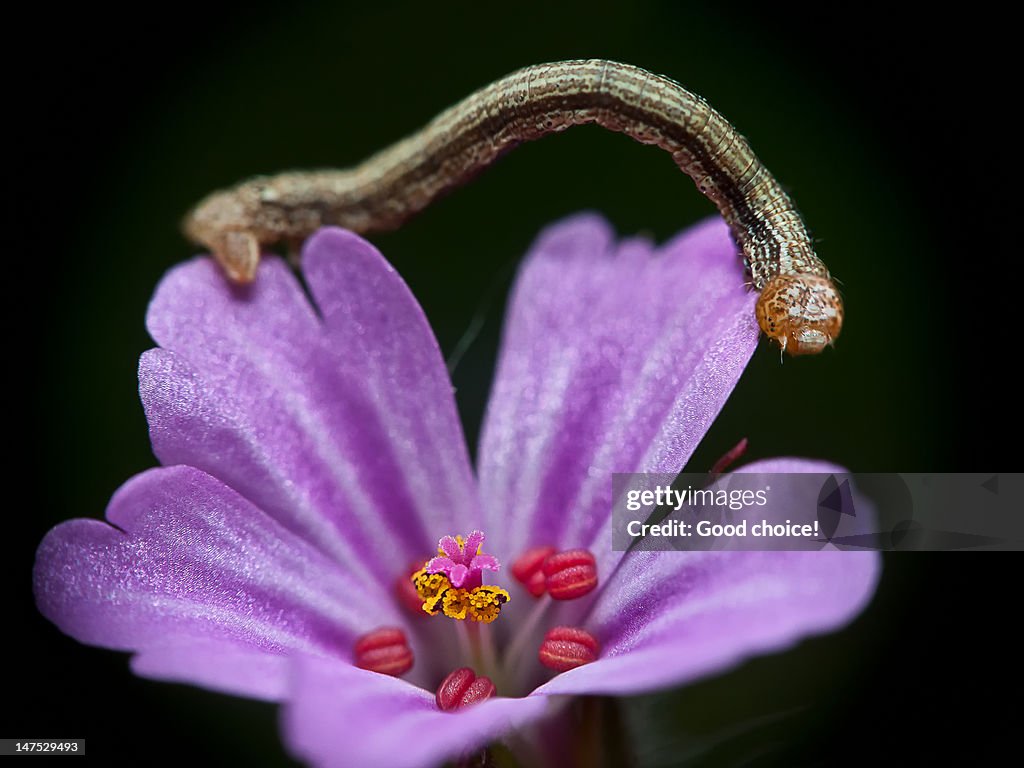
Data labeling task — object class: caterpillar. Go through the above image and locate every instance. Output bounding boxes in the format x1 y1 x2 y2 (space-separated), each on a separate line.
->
185 59 842 355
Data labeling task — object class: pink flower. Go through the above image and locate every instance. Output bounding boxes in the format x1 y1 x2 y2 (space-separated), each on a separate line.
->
35 214 879 767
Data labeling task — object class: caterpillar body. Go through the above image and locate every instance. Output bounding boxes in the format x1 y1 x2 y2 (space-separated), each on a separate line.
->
185 59 842 355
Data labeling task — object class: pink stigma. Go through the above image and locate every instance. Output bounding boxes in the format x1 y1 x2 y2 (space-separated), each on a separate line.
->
426 530 500 590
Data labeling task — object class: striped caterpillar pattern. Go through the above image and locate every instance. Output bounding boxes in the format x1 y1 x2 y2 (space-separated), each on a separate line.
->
185 59 842 355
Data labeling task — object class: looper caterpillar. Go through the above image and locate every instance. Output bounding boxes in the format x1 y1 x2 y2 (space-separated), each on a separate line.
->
185 59 842 355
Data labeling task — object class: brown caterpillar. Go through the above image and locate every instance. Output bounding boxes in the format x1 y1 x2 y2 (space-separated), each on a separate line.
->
185 59 842 355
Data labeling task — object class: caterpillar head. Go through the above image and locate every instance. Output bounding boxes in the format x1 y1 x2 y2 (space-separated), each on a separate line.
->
755 273 843 356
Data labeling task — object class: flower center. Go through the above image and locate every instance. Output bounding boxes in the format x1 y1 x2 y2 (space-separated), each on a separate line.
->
410 530 510 623
370 531 604 704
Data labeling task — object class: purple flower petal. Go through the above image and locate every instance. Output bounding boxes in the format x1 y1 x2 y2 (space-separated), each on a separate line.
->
534 460 881 697
142 230 480 575
283 655 550 768
130 639 290 701
35 214 882 768
478 214 758 572
34 465 400 699
302 232 482 544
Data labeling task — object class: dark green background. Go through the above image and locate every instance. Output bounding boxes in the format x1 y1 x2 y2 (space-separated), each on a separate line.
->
11 1 1011 765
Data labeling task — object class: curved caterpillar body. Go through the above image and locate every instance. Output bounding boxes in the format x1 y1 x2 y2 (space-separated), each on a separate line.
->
185 59 842 355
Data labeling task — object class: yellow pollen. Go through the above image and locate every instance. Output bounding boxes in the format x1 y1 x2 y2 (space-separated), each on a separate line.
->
442 589 470 620
466 586 510 624
412 566 449 615
410 567 510 623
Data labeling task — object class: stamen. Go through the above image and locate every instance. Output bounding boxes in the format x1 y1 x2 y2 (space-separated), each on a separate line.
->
709 437 749 477
435 667 497 711
395 561 430 616
442 588 470 620
465 586 510 624
412 567 451 616
353 627 414 676
511 546 556 598
538 626 600 672
543 549 598 600
412 531 510 622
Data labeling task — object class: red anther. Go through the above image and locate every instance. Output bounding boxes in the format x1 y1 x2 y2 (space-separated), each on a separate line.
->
435 667 497 711
353 627 414 676
511 546 556 597
709 437 749 477
542 549 598 600
396 561 428 615
538 626 600 671
523 570 547 598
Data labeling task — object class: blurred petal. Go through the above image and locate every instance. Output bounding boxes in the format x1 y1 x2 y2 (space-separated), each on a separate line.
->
34 465 397 699
535 460 881 696
130 638 290 700
283 656 550 768
142 229 478 574
478 214 758 573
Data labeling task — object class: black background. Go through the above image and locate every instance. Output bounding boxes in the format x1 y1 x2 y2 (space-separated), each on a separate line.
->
7 1 1015 765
